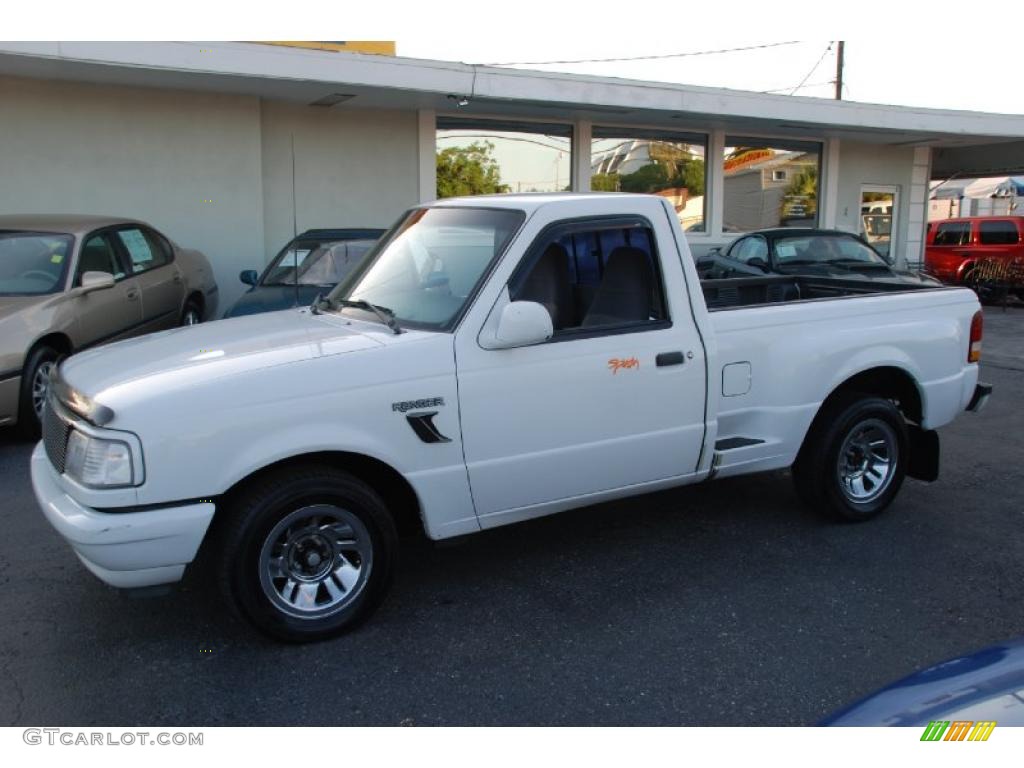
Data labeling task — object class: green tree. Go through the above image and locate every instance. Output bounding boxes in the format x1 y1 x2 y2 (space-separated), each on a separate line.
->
782 165 818 218
436 141 510 198
590 172 620 192
619 163 669 193
674 158 705 197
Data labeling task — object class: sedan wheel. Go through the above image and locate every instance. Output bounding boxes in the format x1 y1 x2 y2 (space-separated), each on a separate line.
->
181 304 202 326
18 345 62 439
31 360 56 418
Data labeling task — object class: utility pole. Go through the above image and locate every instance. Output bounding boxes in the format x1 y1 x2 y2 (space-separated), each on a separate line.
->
834 41 845 100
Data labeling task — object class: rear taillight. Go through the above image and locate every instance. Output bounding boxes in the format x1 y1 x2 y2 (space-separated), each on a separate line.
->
968 310 983 363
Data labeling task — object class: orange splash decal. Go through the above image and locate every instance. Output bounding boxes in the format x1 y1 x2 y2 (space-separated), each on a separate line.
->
608 357 640 374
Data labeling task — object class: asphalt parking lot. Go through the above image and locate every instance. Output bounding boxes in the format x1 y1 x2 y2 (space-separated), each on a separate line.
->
1 307 1022 727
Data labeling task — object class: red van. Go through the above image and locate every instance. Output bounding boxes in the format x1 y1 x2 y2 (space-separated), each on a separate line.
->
924 216 1024 290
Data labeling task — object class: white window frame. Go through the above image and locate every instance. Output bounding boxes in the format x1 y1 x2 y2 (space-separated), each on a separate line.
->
860 183 900 263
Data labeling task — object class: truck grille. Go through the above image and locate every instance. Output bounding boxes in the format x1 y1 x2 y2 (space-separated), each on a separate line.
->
42 397 71 474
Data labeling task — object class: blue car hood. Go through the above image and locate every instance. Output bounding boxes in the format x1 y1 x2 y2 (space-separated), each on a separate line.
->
225 285 324 318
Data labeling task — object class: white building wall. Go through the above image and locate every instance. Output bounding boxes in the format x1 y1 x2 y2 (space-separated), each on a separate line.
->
833 141 920 268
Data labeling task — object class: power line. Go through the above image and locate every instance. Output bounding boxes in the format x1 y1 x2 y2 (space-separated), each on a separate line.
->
788 42 834 95
761 80 834 94
483 41 801 67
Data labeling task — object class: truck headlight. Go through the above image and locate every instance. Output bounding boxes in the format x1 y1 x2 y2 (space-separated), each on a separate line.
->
64 429 138 487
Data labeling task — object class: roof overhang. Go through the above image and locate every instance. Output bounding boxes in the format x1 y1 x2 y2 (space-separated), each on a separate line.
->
1 41 1022 155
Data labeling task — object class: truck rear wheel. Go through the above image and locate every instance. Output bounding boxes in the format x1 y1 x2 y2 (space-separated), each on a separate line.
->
219 465 398 642
793 393 908 522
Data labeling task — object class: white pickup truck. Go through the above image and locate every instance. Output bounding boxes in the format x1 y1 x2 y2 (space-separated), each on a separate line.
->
31 193 991 642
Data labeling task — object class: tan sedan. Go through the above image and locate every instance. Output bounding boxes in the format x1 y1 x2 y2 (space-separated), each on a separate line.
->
0 215 219 436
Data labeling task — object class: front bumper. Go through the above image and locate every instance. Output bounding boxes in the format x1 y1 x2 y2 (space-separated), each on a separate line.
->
31 443 215 588
967 382 993 413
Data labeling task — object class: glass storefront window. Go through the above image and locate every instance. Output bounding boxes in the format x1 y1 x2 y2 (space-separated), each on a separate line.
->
590 128 707 233
722 138 821 231
436 118 572 198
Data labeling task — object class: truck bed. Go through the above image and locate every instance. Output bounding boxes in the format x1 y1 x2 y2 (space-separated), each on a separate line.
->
701 274 940 311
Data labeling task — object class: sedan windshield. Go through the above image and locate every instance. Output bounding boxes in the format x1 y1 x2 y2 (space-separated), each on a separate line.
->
774 234 889 269
0 232 73 296
263 238 378 287
329 207 525 331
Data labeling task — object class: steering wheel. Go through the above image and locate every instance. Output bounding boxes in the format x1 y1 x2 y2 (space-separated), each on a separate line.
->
20 270 55 282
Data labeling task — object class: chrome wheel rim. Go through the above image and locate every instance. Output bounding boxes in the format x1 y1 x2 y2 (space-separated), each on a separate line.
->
183 309 200 326
836 418 897 503
258 504 373 619
31 361 55 418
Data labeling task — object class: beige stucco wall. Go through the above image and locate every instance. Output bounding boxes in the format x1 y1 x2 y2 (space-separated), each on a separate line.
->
0 75 420 313
0 75 266 312
258 101 418 259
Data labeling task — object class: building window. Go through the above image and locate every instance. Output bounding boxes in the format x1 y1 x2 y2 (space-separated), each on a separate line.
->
590 128 707 233
436 117 572 198
722 138 822 231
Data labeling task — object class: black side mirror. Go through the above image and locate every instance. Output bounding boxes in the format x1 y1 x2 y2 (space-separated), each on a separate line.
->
240 269 259 286
747 257 770 272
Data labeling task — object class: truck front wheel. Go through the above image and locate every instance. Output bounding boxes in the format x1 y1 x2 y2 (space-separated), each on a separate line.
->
219 465 398 642
793 394 908 522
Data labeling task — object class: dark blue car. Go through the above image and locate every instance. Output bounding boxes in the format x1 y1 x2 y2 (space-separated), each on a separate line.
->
822 638 1024 727
225 228 385 318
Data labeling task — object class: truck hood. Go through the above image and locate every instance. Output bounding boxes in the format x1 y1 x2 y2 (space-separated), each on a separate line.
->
60 308 387 415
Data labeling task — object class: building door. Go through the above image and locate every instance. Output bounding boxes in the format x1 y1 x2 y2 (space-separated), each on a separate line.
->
860 185 899 262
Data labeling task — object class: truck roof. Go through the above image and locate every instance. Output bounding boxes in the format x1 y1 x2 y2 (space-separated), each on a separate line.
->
431 192 652 213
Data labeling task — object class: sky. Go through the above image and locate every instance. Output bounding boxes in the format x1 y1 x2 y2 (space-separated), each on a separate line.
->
399 39 1018 115
11 0 1023 115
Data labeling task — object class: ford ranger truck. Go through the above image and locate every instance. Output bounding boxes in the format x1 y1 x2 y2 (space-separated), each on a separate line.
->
31 194 992 642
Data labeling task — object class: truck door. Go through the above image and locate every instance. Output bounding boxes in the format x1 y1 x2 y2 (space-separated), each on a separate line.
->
455 214 707 523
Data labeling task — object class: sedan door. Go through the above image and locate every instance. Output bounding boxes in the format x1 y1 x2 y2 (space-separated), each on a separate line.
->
113 225 183 332
72 231 143 346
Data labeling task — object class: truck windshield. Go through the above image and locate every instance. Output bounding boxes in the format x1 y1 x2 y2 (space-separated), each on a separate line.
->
0 232 73 296
329 207 525 331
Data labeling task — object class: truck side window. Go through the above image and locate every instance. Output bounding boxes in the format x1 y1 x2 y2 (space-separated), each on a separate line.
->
511 221 668 334
978 220 1020 245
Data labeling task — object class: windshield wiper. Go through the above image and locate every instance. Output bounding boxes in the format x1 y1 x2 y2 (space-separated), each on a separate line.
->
334 298 403 335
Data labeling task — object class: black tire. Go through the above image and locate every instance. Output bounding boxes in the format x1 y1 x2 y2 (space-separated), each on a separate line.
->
180 298 203 326
17 345 61 440
962 269 1006 306
793 393 908 522
218 465 398 643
